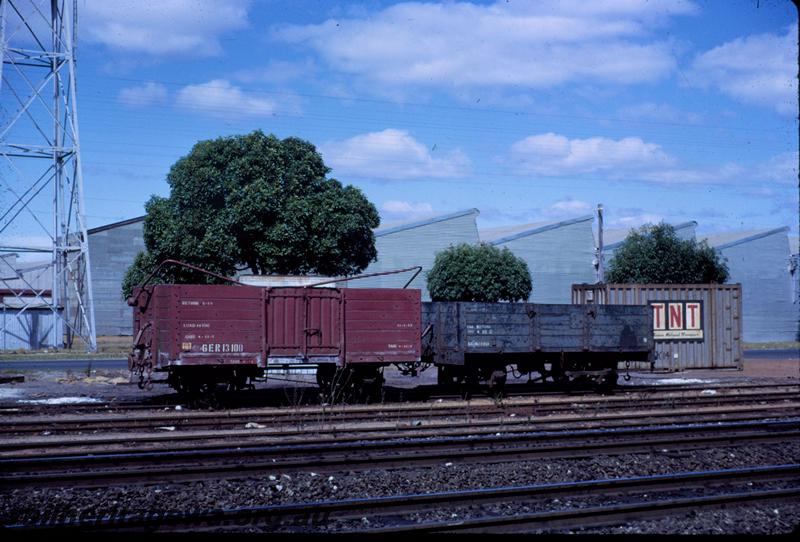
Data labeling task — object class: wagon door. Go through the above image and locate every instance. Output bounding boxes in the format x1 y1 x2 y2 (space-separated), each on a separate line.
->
304 288 342 362
265 287 342 363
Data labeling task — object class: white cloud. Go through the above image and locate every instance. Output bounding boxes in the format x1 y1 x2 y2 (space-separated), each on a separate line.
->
617 102 702 124
381 200 435 220
753 151 799 184
118 82 168 107
510 133 675 175
688 24 798 116
274 1 695 92
635 152 797 188
175 80 276 119
233 59 318 85
83 1 249 56
544 199 592 218
638 163 744 185
320 129 470 180
608 213 665 229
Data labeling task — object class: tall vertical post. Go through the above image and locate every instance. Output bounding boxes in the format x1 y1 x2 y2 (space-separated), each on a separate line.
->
0 0 96 352
596 203 605 284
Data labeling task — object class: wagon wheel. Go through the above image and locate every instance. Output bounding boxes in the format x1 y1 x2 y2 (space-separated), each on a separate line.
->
595 370 619 393
488 368 507 399
549 361 569 386
354 368 385 404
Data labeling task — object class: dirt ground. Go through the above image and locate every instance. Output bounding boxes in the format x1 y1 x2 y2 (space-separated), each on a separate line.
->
697 357 799 379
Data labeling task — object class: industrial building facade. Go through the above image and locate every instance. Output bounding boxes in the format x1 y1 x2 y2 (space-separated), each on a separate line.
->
349 208 481 299
86 216 146 336
481 215 596 304
5 210 794 346
701 228 797 343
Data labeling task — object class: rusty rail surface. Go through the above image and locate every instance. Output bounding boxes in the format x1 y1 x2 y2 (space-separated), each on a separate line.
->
3 403 800 459
1 384 798 437
1 419 798 488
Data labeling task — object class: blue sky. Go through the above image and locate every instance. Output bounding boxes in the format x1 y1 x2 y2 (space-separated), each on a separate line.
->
2 0 798 254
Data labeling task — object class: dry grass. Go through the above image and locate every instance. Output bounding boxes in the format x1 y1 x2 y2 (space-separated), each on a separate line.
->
0 335 131 359
743 341 800 350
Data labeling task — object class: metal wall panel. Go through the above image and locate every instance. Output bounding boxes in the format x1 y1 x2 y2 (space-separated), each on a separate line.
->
572 283 743 371
89 220 146 336
711 232 796 342
0 308 59 350
490 217 597 304
348 210 480 300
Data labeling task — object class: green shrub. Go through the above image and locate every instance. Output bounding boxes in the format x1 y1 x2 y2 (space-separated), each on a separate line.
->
427 243 532 302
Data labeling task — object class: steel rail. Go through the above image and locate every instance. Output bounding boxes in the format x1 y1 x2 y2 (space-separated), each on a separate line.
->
5 464 799 532
1 382 796 419
3 386 798 434
3 403 799 457
370 487 800 533
1 419 798 488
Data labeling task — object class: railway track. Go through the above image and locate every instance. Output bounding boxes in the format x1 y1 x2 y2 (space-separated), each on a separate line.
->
2 418 798 488
0 381 795 417
2 383 797 436
3 402 800 457
6 464 799 532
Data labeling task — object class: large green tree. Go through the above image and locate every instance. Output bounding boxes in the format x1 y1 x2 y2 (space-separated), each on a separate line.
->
122 131 379 297
605 223 728 284
426 243 532 302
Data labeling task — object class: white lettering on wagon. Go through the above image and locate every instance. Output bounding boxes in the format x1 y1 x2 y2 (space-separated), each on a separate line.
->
182 322 211 329
200 343 245 353
388 343 414 349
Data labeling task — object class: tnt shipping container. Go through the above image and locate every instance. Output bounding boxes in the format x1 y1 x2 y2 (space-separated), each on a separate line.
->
571 283 743 371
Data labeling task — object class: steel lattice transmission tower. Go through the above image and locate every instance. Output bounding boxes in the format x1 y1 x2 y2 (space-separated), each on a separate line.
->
0 0 96 351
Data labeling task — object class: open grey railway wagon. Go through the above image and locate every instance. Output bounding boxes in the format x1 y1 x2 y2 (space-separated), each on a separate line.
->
422 302 654 389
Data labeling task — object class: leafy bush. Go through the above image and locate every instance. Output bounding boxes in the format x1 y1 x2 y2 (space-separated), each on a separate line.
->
427 243 532 302
606 223 728 284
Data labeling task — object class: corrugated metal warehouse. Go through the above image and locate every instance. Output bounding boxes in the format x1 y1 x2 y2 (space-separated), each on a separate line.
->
701 227 798 343
347 208 480 299
480 215 596 303
0 255 59 349
20 209 794 348
87 216 146 335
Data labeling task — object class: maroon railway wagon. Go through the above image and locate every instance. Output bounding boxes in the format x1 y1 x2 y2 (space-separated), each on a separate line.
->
128 283 421 396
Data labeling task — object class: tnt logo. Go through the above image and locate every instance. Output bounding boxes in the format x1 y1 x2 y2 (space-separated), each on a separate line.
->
650 301 703 341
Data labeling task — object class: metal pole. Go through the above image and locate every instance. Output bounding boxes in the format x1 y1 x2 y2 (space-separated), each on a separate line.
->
52 0 64 347
596 204 605 283
0 0 5 93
